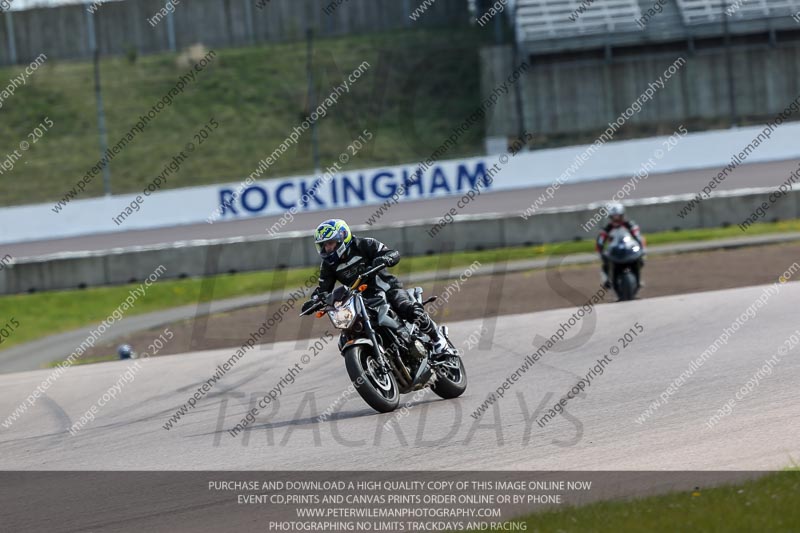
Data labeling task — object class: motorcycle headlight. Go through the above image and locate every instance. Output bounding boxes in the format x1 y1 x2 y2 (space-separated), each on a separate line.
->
328 297 357 329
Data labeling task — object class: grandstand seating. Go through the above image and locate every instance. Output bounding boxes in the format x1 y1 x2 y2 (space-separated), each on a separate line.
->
515 0 643 41
512 0 800 54
675 0 800 24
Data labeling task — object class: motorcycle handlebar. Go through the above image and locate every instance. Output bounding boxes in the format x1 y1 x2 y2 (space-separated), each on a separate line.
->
299 299 325 316
301 264 387 316
362 263 387 278
350 263 386 289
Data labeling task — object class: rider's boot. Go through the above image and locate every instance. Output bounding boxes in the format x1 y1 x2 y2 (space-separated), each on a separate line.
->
432 334 449 356
410 307 452 362
430 326 456 363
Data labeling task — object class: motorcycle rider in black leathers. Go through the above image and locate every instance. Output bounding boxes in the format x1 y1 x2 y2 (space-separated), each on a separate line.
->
301 218 452 359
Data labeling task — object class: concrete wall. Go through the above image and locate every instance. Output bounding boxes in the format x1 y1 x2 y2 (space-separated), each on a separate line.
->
483 41 800 139
0 0 468 65
1 186 796 294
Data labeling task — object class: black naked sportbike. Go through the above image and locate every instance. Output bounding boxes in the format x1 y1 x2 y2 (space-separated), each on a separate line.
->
300 264 467 413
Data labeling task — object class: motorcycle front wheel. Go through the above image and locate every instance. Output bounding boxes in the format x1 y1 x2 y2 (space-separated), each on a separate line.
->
617 270 638 301
432 334 468 399
432 356 468 399
344 346 399 413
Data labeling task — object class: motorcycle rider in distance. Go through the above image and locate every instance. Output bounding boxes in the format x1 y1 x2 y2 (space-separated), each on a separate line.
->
301 219 454 360
596 203 646 289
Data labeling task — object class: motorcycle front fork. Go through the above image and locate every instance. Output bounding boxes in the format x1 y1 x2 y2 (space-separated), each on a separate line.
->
357 299 393 375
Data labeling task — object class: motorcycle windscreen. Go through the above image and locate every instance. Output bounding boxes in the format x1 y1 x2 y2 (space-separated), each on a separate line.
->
607 228 643 263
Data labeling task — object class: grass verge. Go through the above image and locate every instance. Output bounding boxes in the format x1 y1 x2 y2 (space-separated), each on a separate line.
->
1 218 799 350
483 470 800 532
0 27 485 207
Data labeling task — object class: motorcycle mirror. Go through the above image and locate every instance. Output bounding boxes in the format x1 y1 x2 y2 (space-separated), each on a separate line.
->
358 284 368 292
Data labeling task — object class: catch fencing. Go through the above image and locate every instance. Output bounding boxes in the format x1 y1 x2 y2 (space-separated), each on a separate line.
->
0 0 466 66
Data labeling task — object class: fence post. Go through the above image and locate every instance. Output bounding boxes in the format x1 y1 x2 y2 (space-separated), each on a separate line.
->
85 3 112 196
243 0 255 45
166 10 177 51
84 1 96 51
5 11 17 65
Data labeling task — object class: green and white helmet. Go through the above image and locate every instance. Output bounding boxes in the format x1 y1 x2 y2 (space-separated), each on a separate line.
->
314 219 353 265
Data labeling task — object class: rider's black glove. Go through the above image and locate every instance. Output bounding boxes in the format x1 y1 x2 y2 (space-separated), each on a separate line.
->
371 256 388 269
302 291 327 313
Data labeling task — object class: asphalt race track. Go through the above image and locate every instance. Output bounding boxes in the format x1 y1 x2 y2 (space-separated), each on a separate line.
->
6 159 798 257
2 282 797 472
